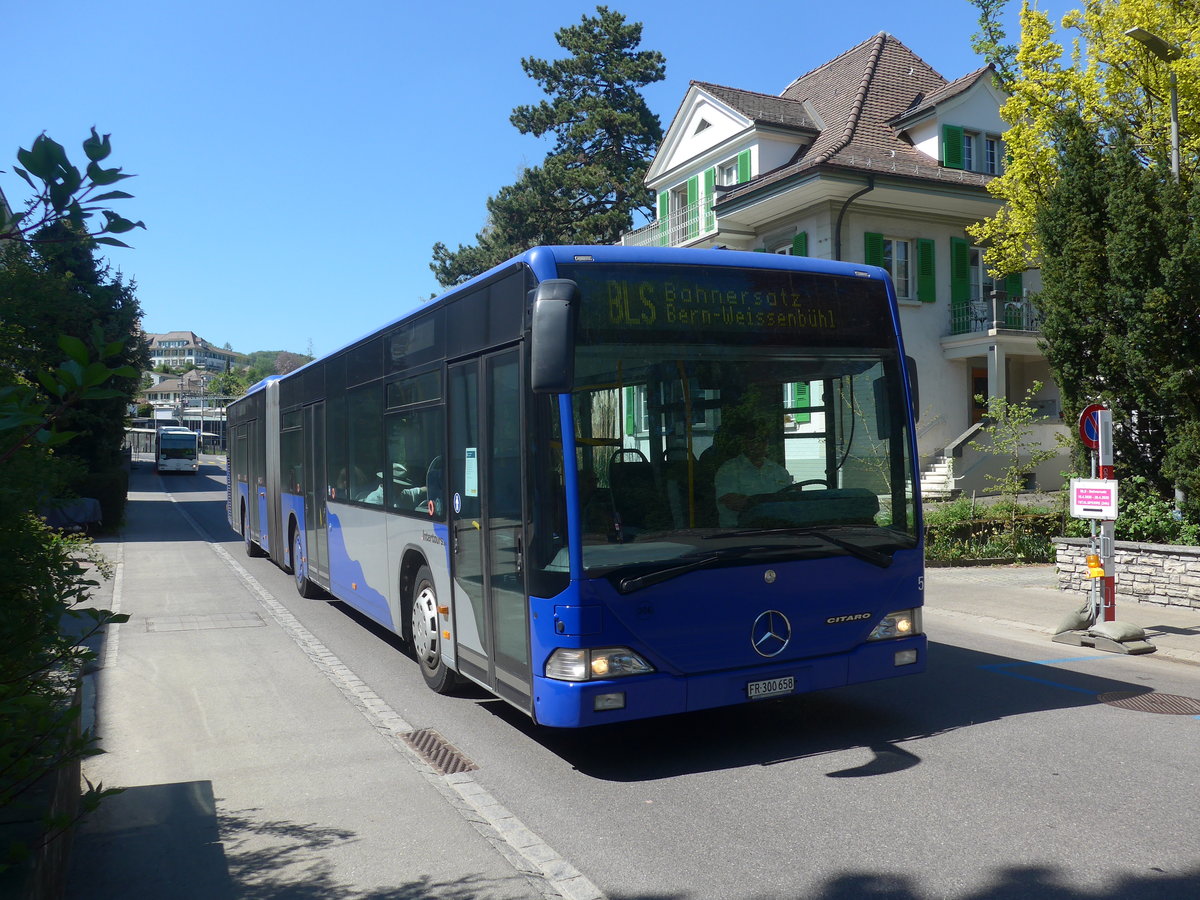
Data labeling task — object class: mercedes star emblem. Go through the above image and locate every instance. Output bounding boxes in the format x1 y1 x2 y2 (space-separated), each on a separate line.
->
751 610 792 658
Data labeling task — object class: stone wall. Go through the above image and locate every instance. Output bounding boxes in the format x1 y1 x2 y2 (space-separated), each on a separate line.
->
1056 538 1200 609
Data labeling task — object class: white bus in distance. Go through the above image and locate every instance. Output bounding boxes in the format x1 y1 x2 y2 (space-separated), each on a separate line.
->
157 427 199 474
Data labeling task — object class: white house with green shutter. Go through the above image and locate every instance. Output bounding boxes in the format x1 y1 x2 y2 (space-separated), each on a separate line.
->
623 32 1067 497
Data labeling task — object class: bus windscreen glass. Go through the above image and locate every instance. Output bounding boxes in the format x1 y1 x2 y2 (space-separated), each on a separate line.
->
557 263 916 578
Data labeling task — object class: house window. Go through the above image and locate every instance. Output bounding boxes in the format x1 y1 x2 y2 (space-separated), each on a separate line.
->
969 248 999 303
944 126 1004 174
883 238 912 299
717 159 739 186
984 137 1000 174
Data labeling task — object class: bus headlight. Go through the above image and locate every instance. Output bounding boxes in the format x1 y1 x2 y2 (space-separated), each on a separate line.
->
546 647 654 682
868 609 921 641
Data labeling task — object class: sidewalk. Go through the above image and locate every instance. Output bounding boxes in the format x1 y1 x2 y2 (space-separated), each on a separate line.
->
924 563 1200 665
66 478 556 900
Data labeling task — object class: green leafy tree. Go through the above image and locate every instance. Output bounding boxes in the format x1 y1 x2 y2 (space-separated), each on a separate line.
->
431 5 665 286
1 130 144 248
0 237 149 525
1034 114 1200 503
207 368 251 400
970 382 1059 555
968 0 1197 275
0 333 132 869
0 131 142 870
970 1 1198 513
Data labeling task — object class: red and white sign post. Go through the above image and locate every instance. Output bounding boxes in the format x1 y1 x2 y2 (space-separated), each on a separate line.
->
1073 405 1117 623
1056 406 1153 653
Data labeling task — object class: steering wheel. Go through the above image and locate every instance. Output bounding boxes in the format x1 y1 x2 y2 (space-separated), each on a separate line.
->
777 479 829 495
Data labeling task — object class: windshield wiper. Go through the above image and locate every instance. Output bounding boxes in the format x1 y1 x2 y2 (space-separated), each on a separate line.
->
615 545 791 594
704 527 894 569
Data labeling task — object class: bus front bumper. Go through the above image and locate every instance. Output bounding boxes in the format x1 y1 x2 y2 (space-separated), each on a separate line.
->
531 635 926 728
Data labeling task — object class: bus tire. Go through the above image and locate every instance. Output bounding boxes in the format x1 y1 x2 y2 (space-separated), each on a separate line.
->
292 527 321 599
242 505 264 558
410 565 458 694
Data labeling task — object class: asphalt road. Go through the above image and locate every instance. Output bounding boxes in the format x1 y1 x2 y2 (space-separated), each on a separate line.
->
80 459 1200 899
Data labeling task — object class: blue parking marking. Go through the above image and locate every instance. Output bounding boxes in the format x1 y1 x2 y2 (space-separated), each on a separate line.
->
979 655 1115 696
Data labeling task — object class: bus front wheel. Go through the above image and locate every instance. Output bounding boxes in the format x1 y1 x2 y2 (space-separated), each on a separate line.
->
410 566 458 694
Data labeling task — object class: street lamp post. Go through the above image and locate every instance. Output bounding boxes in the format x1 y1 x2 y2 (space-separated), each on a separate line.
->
1126 27 1187 516
1125 27 1183 181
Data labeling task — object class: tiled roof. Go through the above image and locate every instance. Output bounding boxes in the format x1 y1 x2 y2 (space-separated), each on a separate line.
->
149 331 204 347
890 65 995 125
691 82 820 133
719 33 993 203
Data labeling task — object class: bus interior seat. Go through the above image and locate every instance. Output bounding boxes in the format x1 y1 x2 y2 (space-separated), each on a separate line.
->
608 449 659 535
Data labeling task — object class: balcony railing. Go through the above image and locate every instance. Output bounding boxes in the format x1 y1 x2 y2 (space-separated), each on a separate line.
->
950 294 1041 336
621 199 716 247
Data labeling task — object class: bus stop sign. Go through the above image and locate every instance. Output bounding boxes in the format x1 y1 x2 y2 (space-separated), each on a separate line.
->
1078 404 1106 450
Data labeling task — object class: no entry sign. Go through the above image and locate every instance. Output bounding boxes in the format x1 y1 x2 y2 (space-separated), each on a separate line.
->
1078 404 1106 450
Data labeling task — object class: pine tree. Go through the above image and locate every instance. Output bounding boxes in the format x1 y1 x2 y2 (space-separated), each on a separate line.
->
431 5 664 287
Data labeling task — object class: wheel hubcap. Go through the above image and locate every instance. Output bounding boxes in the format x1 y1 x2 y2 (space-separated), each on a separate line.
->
412 585 438 666
294 535 305 585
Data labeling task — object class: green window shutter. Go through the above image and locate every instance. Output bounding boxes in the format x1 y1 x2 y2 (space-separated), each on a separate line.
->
791 232 808 257
703 167 716 232
737 149 751 183
657 191 669 246
942 125 964 169
916 238 936 303
864 232 884 267
753 247 767 252
686 175 699 239
625 386 636 435
950 237 971 332
792 382 811 425
1004 271 1025 327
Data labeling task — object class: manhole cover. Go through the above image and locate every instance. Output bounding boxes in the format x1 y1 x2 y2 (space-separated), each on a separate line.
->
1098 691 1200 715
400 728 478 775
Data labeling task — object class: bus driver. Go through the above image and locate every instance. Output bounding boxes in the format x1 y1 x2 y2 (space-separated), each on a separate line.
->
715 424 793 526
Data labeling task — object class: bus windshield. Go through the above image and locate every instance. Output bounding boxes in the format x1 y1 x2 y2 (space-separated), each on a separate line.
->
559 261 917 578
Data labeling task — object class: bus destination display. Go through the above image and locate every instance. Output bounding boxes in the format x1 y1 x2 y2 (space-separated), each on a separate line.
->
561 263 894 346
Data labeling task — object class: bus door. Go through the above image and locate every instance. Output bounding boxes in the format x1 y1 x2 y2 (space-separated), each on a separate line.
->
448 350 531 710
303 402 329 581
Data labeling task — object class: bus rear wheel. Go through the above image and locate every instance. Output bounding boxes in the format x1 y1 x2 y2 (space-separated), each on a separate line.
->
410 566 458 694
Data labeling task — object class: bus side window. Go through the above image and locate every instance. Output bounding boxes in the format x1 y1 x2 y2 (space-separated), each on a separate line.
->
348 382 384 505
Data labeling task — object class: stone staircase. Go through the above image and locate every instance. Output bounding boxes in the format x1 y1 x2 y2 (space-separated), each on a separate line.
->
919 455 956 500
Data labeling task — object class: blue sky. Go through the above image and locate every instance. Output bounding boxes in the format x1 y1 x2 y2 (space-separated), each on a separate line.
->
3 0 1069 358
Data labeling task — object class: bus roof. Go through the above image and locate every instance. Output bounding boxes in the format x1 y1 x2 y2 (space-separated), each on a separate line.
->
283 245 890 376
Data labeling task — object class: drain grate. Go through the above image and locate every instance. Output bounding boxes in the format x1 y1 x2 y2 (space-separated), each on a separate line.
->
1098 691 1200 716
400 728 478 775
147 612 265 632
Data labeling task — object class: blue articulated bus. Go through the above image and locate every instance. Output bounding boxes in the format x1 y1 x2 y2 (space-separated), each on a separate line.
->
226 246 925 727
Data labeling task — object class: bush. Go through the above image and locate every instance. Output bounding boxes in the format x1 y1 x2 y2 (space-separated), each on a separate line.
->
924 498 1059 562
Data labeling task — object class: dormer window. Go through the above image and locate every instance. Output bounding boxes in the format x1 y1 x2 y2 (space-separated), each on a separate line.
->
718 158 739 186
943 125 1003 174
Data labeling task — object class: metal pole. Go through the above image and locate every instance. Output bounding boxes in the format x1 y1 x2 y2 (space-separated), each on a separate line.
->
1169 69 1180 182
1097 410 1116 623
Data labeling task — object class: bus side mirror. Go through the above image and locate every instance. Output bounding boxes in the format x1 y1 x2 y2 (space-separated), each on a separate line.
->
530 279 579 393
